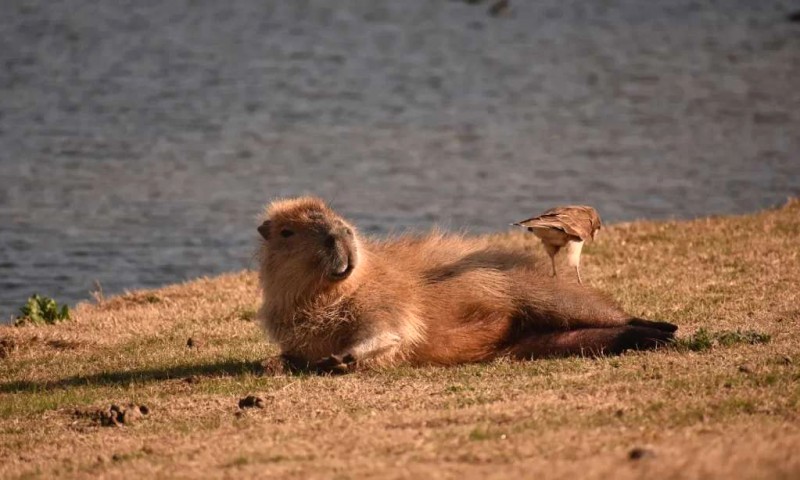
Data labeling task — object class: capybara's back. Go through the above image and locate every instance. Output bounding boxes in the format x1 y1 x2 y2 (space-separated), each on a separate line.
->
257 197 676 373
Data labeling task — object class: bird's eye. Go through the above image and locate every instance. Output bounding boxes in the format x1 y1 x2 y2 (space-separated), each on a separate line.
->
280 229 294 238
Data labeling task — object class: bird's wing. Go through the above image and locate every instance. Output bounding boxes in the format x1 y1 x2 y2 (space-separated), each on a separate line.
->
514 214 553 227
512 215 571 234
518 206 601 240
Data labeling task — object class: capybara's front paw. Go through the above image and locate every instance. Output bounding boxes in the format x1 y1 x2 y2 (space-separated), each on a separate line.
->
260 355 291 375
314 353 356 375
280 354 313 373
261 354 314 375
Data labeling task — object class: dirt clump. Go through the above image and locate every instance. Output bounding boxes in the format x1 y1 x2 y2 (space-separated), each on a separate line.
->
238 395 266 409
628 447 655 460
75 404 150 427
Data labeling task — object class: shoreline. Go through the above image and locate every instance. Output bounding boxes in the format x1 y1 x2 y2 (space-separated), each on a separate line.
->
3 197 797 325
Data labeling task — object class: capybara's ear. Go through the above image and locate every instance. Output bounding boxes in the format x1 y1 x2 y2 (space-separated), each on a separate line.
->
257 220 271 240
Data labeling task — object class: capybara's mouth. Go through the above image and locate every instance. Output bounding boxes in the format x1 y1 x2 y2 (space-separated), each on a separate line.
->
328 260 354 281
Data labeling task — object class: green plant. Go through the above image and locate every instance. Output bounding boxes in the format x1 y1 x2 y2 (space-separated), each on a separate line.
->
677 328 714 351
716 330 771 347
675 328 770 352
14 294 71 326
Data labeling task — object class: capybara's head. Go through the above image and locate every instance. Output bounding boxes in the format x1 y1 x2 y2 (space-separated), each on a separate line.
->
258 197 360 293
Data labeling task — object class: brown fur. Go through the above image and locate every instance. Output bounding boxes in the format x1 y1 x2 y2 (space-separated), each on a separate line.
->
257 197 676 372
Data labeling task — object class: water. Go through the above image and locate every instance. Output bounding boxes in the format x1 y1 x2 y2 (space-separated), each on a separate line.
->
1 0 798 321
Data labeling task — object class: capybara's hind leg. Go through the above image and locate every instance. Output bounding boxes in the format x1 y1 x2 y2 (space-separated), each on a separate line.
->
515 282 633 330
509 326 675 359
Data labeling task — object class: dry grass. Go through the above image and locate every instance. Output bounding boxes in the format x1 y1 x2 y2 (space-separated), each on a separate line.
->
1 200 799 479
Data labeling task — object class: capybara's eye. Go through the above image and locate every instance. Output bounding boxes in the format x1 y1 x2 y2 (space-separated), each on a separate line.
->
345 228 353 236
280 229 295 238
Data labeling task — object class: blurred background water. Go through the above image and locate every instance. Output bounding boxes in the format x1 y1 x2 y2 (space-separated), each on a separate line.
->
1 0 798 321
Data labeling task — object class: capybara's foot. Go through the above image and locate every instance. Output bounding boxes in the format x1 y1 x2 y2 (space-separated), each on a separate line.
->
314 354 357 375
628 318 678 333
260 355 294 375
279 353 314 373
613 325 675 352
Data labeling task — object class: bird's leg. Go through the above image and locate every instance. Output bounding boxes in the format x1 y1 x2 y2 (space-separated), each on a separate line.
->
543 244 560 277
565 240 585 284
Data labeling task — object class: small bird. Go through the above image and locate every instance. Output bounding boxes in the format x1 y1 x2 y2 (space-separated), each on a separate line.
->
512 206 602 284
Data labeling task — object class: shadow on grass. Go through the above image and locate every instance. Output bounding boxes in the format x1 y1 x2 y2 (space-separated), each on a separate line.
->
0 359 265 394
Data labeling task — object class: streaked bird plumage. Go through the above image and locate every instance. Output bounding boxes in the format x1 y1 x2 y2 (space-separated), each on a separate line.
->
512 205 602 283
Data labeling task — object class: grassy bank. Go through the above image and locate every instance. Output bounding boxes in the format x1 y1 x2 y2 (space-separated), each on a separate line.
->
1 200 799 479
